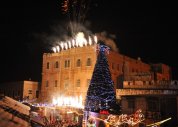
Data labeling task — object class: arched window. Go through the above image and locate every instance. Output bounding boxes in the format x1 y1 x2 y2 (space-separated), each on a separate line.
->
65 60 70 68
86 58 91 66
64 79 69 89
55 61 59 68
47 62 49 69
54 80 58 87
76 79 80 87
76 59 81 67
67 60 70 67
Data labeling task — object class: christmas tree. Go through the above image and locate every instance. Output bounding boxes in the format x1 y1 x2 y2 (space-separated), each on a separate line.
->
85 43 120 114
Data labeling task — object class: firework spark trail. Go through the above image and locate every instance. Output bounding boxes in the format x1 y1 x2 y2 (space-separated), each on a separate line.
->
60 0 91 37
52 1 120 53
52 32 97 53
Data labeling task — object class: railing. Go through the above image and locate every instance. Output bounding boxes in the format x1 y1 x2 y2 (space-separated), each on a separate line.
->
116 89 178 96
123 80 178 89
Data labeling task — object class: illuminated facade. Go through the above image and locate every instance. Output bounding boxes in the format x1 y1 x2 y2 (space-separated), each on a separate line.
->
40 45 171 101
41 46 96 101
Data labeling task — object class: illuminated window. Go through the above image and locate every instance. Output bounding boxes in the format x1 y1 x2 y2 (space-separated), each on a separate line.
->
54 80 58 87
65 60 70 68
28 90 32 94
46 81 49 87
76 79 80 87
47 62 49 69
86 58 91 66
55 61 59 68
76 59 81 67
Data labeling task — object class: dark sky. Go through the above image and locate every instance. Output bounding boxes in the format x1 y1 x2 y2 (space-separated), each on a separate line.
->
0 0 178 83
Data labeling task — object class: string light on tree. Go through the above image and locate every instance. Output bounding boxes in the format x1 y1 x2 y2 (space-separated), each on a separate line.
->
84 42 121 114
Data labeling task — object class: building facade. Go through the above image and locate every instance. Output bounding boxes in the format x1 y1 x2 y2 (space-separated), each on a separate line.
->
40 45 171 101
40 44 177 126
40 46 96 101
0 80 39 100
116 80 178 126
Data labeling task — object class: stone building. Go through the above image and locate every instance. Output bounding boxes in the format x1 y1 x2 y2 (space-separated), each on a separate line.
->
40 44 177 126
40 45 171 101
116 80 178 126
0 80 39 100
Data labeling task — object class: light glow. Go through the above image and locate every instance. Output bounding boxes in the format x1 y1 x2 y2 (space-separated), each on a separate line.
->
88 109 144 127
94 35 97 43
146 117 171 127
89 36 92 45
52 47 56 53
56 46 60 52
52 32 98 53
52 95 84 109
60 42 64 50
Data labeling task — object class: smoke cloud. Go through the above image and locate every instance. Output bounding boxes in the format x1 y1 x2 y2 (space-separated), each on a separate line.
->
96 31 119 52
44 21 92 45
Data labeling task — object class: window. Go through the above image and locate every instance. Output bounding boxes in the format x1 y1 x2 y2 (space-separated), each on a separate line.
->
132 68 135 72
149 81 152 85
117 64 120 71
46 81 49 87
28 90 32 94
64 79 69 89
87 79 91 87
112 63 114 69
86 58 91 66
68 60 70 67
54 80 58 87
76 79 80 87
65 60 67 68
47 62 49 69
65 60 70 68
36 91 39 98
128 82 130 85
64 83 68 89
55 61 59 68
76 59 81 67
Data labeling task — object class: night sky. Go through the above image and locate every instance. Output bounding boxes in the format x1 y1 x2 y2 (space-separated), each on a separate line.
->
0 0 178 83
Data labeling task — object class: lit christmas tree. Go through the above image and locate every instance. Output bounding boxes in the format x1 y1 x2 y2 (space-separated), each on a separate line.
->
85 43 120 115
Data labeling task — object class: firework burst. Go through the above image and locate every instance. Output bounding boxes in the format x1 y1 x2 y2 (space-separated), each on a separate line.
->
52 32 97 53
60 0 91 37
